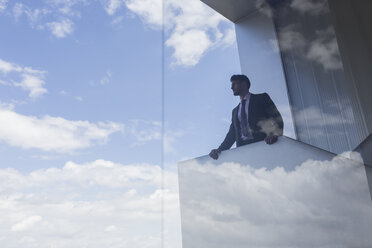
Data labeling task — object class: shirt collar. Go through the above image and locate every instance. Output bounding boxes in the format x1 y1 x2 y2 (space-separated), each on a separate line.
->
240 92 251 102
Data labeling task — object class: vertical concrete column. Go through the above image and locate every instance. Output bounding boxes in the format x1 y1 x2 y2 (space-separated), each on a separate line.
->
328 0 372 136
234 8 296 138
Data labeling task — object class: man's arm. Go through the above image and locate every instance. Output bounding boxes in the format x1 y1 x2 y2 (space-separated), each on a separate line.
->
263 93 283 144
219 122 236 151
209 120 236 160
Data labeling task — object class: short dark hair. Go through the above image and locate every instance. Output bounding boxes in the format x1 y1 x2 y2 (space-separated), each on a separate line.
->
230 74 251 89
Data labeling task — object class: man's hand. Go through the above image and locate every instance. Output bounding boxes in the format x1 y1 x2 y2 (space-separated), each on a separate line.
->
265 134 278 145
209 149 221 160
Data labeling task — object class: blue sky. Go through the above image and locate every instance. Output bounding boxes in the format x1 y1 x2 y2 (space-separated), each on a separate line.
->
0 0 356 247
2 0 370 247
0 0 241 171
0 0 241 247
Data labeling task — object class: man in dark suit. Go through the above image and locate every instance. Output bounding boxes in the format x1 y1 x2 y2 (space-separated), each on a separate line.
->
209 74 283 160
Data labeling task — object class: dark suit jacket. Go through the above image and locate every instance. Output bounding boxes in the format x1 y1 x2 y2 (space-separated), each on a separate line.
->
218 93 283 151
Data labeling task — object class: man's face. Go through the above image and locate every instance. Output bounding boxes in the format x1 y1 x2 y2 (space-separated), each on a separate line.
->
231 80 242 96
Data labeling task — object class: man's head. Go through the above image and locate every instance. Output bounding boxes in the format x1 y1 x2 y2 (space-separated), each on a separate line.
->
230 74 250 96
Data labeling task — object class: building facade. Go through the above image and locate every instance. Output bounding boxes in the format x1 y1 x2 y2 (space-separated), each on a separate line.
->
201 0 372 154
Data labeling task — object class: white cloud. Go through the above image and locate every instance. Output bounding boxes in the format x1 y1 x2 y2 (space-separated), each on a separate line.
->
125 0 162 26
0 58 22 74
75 96 83 101
104 0 123 15
111 15 124 24
275 25 343 71
0 108 123 153
12 3 23 19
164 130 183 153
0 0 7 12
11 1 82 37
49 0 86 16
14 73 47 98
46 19 74 38
293 105 355 141
11 216 42 232
179 152 372 247
100 69 112 85
128 120 183 153
257 117 283 136
276 25 306 51
124 0 235 66
0 101 15 110
89 70 113 86
221 28 236 47
59 90 68 95
307 28 343 70
0 159 181 248
290 0 327 15
166 29 212 66
105 225 118 232
13 3 50 24
129 120 162 146
0 58 48 99
296 105 353 128
7 0 235 65
0 79 10 85
255 0 273 18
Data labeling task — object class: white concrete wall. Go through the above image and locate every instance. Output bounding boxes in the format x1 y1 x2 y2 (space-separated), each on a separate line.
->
234 9 296 138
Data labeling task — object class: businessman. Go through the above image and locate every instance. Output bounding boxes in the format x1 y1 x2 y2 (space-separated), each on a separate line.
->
209 74 283 160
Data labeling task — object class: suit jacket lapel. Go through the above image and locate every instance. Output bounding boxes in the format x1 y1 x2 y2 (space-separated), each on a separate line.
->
233 105 239 126
233 104 240 133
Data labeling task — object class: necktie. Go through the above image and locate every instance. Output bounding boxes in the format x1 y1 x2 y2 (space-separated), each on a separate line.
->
240 99 248 137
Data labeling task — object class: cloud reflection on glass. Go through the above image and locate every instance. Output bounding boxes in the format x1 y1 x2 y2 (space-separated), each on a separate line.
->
178 137 372 248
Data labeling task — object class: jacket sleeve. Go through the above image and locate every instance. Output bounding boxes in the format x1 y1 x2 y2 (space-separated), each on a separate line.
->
218 117 236 151
263 93 284 136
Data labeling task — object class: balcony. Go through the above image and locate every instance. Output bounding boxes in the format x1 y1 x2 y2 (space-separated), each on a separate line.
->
178 136 372 247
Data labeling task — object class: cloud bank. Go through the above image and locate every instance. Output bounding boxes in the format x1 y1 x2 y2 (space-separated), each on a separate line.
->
179 152 372 248
0 159 181 248
0 107 123 153
124 0 235 66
